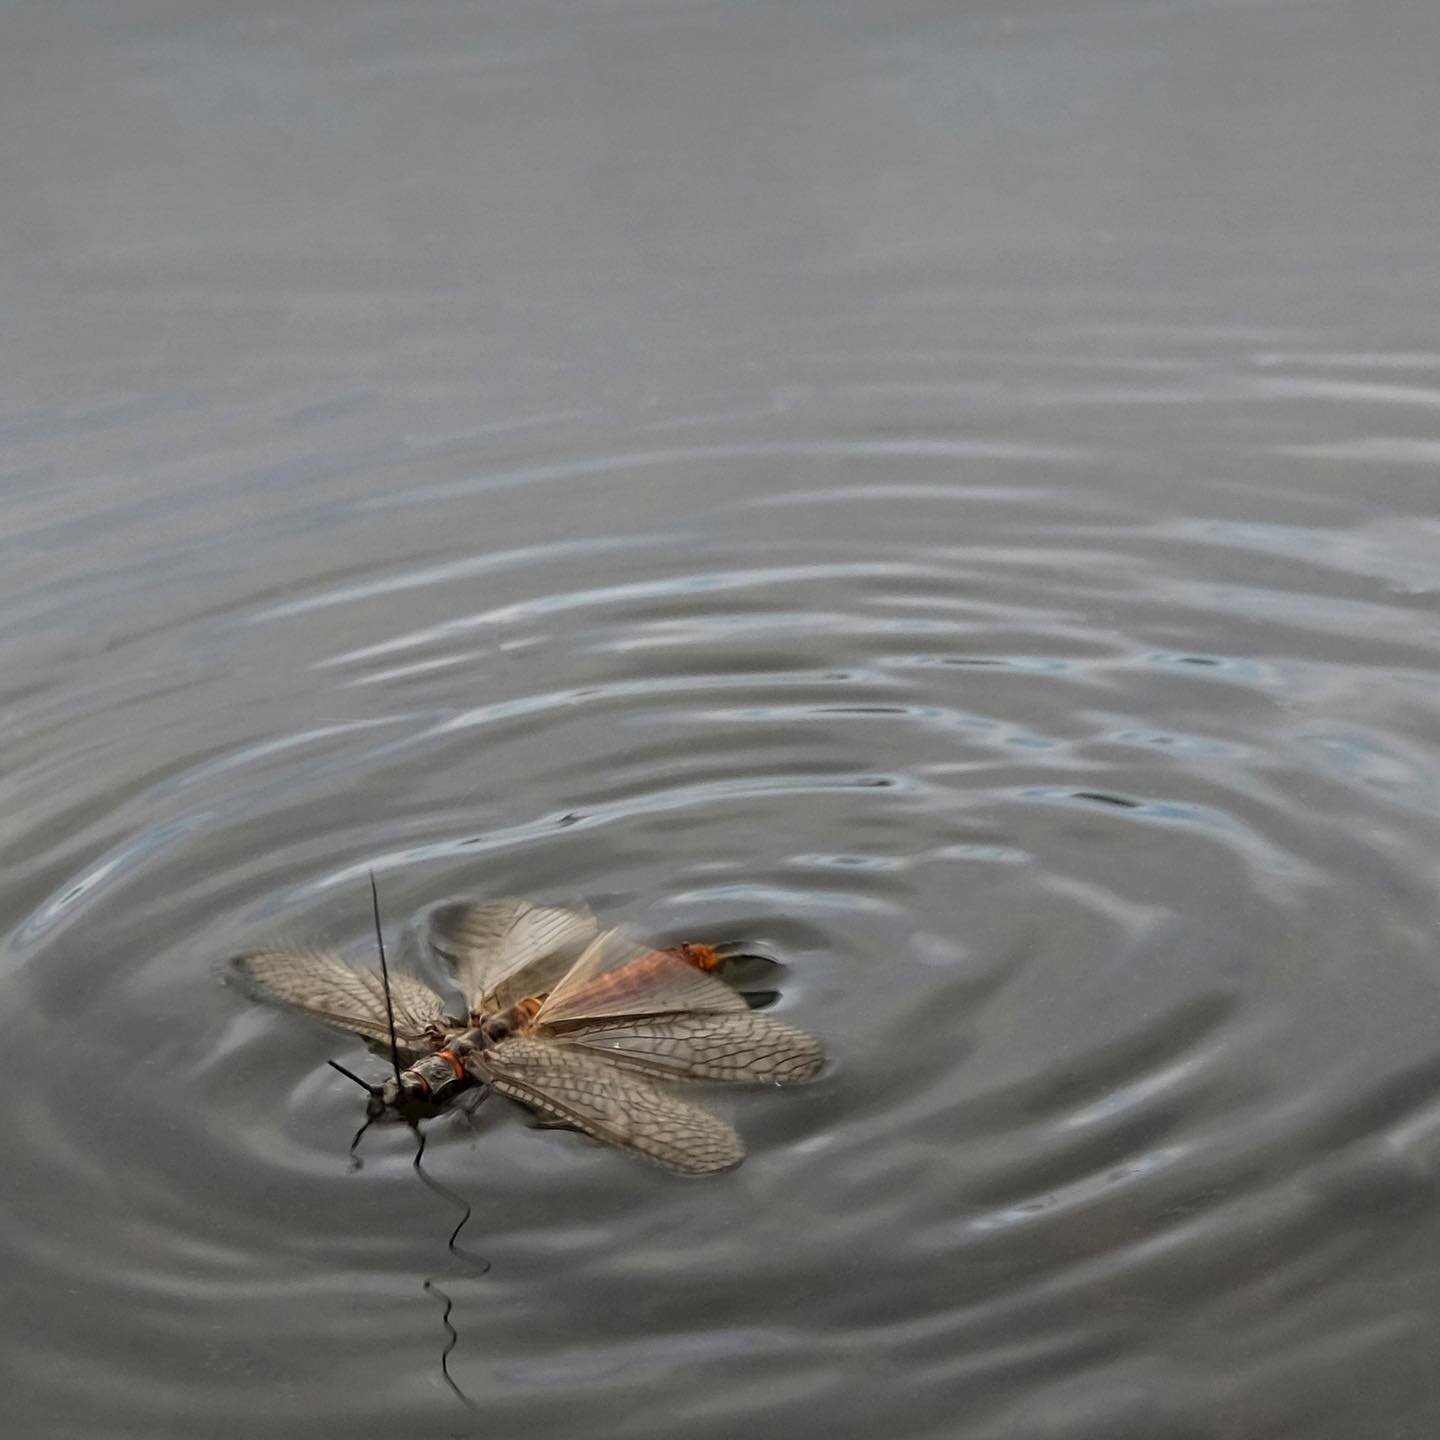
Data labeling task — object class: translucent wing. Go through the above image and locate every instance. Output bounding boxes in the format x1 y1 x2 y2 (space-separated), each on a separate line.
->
403 897 598 1013
232 947 449 1058
552 1011 825 1084
536 927 748 1026
474 1036 745 1174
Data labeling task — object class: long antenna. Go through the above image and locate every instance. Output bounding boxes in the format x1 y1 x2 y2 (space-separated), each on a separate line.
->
370 869 404 1088
327 1059 379 1096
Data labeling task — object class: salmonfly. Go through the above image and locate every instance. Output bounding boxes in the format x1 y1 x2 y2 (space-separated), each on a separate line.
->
232 884 824 1174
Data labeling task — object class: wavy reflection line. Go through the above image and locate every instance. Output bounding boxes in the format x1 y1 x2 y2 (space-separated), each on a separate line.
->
685 699 1058 748
1139 651 1281 685
1021 785 1249 836
739 482 1100 511
889 653 1074 674
244 534 666 623
1172 580 1439 637
309 770 921 895
595 611 968 650
667 880 904 915
355 438 1094 512
965 1145 1191 1234
495 1325 784 1388
426 667 897 732
346 652 481 686
152 719 404 797
11 811 214 949
1166 517 1440 593
322 561 950 668
1278 437 1440 463
1253 375 1440 407
1253 349 1440 368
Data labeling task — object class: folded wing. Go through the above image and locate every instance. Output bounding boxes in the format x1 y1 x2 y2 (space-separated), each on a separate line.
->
473 1035 745 1174
231 947 449 1058
537 927 748 1026
404 897 598 1014
551 1011 825 1084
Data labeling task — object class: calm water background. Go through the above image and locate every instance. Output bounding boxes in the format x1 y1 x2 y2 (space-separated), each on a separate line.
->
5 3 1440 1437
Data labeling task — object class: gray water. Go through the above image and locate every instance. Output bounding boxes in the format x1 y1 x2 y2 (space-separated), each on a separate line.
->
6 3 1440 1437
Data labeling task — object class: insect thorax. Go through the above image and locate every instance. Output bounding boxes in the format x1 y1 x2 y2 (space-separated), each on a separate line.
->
477 994 543 1045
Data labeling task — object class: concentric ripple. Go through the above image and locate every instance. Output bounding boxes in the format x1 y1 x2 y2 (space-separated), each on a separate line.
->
7 4 1440 1439
7 334 1440 1438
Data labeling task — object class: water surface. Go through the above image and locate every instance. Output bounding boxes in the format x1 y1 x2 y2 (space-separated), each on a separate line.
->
5 3 1440 1437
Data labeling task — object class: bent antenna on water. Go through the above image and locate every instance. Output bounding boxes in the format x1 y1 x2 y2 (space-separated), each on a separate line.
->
369 869 404 1088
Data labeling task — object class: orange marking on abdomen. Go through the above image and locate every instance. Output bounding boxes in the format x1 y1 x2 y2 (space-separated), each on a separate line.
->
673 942 723 972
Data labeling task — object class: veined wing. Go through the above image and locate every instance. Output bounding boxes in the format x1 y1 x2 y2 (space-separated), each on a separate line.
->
536 927 748 1026
473 1035 744 1174
232 947 449 1058
552 1011 825 1084
404 897 598 1013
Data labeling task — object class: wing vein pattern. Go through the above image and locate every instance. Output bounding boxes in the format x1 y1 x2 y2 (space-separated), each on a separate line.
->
405 898 598 1012
232 947 449 1058
537 928 748 1025
551 1011 825 1083
474 1035 745 1174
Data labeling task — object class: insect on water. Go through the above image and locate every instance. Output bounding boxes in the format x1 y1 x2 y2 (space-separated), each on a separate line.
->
231 880 826 1174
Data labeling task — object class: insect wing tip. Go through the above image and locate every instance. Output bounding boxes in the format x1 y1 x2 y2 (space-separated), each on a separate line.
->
226 948 275 997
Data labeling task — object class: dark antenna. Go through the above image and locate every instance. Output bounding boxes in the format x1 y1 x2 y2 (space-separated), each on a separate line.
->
369 869 404 1089
327 1059 380 1096
347 872 484 1411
